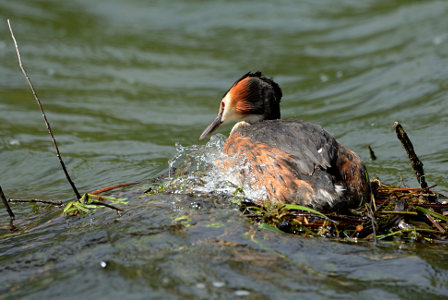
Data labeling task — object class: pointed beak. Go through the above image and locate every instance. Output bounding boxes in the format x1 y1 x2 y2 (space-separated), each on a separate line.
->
199 110 223 140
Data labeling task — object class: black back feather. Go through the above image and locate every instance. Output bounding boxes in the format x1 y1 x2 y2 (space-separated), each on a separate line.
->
231 119 339 175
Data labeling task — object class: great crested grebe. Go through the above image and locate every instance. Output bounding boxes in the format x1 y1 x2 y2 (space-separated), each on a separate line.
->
199 72 370 210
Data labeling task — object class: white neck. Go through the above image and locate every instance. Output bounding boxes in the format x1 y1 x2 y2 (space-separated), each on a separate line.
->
229 115 263 136
241 114 264 123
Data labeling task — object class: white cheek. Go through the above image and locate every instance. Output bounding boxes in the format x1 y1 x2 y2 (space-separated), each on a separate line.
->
221 93 240 123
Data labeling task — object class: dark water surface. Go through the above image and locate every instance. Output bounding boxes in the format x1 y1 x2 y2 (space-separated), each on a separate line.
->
1 0 448 299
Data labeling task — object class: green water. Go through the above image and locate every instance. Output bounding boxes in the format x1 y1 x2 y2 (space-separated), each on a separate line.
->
1 0 448 298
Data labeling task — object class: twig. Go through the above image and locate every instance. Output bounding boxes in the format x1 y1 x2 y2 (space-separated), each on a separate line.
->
368 145 377 161
90 201 124 212
0 185 15 223
83 194 123 213
399 176 409 188
393 122 428 189
380 211 418 216
8 198 63 206
425 213 446 233
367 194 378 244
415 202 448 210
7 19 81 200
378 185 437 192
90 182 139 195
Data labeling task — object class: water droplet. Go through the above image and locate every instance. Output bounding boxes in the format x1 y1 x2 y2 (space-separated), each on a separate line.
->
9 139 20 146
162 277 170 284
195 283 206 289
433 36 443 45
212 281 225 288
234 290 250 296
319 74 329 82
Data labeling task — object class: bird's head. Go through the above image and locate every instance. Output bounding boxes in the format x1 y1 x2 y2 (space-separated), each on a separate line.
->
199 71 282 139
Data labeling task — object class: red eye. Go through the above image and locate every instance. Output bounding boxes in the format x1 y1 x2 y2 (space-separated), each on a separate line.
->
221 102 225 108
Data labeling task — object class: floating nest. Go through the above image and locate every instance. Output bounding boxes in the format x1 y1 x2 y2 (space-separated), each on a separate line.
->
241 179 448 243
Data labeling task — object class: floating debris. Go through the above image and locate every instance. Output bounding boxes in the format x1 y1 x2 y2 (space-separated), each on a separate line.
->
241 179 447 243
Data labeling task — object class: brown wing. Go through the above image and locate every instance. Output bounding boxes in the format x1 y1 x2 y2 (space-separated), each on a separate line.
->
222 133 344 209
231 119 339 175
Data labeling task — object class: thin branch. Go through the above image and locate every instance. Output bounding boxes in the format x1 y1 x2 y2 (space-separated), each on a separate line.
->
380 211 418 216
393 122 428 189
83 194 124 213
90 182 139 195
8 198 63 206
7 19 81 200
90 201 124 212
378 185 437 192
365 188 378 244
425 213 446 233
368 145 377 161
367 199 378 244
0 185 15 221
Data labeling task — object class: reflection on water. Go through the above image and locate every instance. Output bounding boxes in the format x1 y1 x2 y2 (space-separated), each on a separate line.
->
1 0 448 298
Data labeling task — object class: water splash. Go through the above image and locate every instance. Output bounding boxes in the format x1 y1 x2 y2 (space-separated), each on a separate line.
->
166 134 268 202
167 134 238 196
